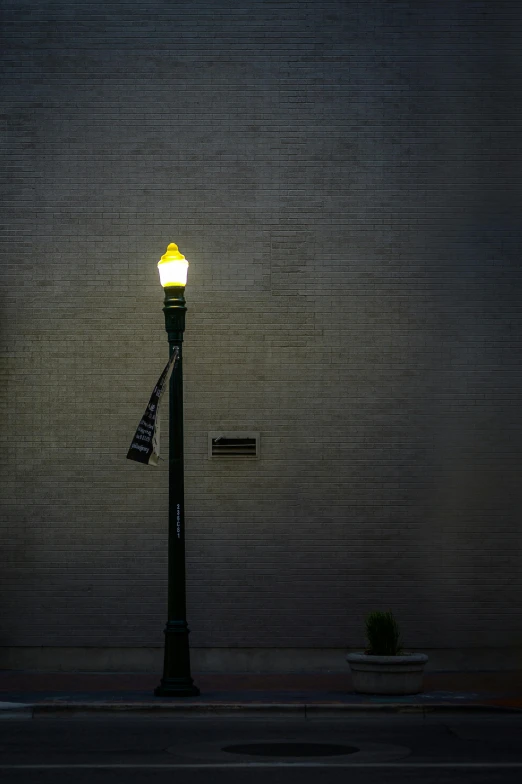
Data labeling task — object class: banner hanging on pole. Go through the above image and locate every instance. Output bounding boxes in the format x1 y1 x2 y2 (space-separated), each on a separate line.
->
126 347 179 466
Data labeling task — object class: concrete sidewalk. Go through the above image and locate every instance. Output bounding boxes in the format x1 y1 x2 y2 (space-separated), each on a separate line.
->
1 670 522 715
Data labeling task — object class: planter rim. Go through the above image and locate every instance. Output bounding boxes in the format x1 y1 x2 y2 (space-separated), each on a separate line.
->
346 652 428 664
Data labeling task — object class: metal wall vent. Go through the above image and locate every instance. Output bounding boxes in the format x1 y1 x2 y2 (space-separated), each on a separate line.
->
208 432 260 459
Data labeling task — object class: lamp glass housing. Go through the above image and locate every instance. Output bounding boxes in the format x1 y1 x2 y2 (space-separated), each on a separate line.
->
158 243 189 287
158 258 189 287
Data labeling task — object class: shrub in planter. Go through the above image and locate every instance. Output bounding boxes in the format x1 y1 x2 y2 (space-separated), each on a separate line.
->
364 610 403 656
346 610 428 695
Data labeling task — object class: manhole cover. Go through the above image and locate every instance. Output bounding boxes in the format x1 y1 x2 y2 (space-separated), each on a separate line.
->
222 742 359 757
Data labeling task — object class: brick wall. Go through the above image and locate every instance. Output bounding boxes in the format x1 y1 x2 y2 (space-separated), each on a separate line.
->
1 0 521 660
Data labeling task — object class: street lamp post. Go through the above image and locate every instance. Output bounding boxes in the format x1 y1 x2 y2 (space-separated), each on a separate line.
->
154 243 199 697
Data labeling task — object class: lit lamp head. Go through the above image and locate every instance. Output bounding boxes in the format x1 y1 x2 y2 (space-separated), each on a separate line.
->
158 243 189 288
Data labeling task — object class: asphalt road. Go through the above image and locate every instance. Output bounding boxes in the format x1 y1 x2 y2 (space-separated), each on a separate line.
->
1 713 522 783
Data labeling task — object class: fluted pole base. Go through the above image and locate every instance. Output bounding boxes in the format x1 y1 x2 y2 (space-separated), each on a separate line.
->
154 620 200 697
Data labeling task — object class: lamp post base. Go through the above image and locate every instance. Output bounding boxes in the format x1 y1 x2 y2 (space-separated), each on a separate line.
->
155 620 199 697
154 677 200 698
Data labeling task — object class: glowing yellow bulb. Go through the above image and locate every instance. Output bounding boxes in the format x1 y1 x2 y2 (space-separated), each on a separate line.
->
157 243 189 287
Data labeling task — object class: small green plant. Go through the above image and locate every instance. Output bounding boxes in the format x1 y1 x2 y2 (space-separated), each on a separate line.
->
364 610 403 655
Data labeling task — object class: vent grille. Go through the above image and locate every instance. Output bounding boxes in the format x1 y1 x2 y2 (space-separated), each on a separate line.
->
209 432 260 459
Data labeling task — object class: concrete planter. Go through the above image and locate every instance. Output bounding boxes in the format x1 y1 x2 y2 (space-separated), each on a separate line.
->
346 652 429 695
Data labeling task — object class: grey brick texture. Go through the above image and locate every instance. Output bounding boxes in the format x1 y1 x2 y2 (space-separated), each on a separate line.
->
1 0 522 657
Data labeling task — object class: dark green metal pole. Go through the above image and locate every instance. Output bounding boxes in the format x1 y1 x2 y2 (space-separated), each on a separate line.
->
154 285 199 697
